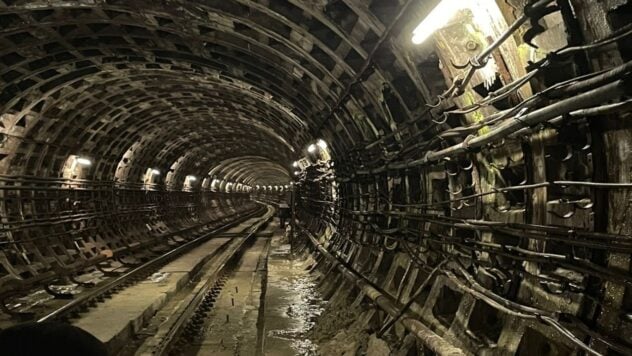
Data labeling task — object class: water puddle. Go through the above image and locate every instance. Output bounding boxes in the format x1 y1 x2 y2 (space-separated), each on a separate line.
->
264 241 325 356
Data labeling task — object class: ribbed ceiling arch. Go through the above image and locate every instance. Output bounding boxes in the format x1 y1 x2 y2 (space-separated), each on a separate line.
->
0 0 436 187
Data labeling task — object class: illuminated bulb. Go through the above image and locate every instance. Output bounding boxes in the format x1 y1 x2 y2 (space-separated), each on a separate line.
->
412 0 462 44
292 161 299 168
293 171 300 176
317 139 328 149
76 157 92 166
151 169 160 175
307 144 317 153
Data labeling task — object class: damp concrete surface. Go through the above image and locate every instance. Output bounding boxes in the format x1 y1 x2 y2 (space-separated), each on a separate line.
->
262 234 325 356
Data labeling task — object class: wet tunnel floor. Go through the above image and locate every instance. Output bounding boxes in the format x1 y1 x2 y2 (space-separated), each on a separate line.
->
1 219 330 356
262 232 325 356
181 222 325 356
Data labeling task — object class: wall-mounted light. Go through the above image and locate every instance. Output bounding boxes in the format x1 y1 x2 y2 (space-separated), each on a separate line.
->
412 0 461 44
292 161 299 168
293 171 300 176
75 157 92 166
412 0 501 87
317 139 328 150
307 144 317 153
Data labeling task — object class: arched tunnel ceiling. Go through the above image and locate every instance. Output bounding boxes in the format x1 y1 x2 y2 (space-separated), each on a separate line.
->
1 0 632 353
209 156 291 186
0 0 437 186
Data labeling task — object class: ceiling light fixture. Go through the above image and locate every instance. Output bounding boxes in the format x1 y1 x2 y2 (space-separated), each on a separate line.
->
412 0 461 44
76 157 92 166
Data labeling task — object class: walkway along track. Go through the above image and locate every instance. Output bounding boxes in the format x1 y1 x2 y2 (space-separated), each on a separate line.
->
133 206 275 355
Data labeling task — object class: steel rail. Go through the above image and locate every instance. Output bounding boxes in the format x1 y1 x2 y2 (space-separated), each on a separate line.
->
144 205 275 356
37 205 267 323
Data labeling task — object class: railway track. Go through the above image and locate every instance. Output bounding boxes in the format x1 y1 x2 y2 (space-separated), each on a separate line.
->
0 202 277 355
132 206 275 356
0 204 269 331
31 205 271 325
27 204 274 355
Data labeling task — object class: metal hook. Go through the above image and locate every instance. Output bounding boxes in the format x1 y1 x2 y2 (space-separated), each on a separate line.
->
444 160 460 176
449 185 463 195
450 201 465 211
548 209 576 219
581 134 592 151
459 159 474 171
561 145 574 162
574 199 594 210
431 112 449 125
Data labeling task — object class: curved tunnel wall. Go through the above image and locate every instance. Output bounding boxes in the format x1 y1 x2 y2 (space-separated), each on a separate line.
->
1 0 632 354
289 1 632 355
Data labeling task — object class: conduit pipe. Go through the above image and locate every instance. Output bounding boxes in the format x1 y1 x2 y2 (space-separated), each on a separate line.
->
422 76 632 162
341 74 632 180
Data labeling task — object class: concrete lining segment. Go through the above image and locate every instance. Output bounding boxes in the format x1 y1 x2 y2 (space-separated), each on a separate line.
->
71 235 233 353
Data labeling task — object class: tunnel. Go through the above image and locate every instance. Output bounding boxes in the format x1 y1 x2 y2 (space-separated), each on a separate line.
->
0 0 631 355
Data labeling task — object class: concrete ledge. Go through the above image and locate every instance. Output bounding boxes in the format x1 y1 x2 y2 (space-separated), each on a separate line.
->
72 237 231 354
